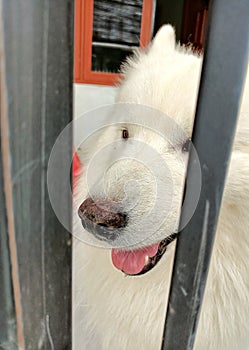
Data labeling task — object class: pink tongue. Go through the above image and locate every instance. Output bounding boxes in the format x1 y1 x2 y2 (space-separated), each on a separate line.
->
111 244 159 275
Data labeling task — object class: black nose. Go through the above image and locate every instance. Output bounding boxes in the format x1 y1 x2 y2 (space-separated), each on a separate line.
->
78 197 128 241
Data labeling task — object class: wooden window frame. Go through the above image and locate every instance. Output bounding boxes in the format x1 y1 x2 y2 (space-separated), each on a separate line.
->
74 0 154 85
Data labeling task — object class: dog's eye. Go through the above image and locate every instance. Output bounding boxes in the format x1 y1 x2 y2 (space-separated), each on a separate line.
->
122 129 129 140
182 138 191 152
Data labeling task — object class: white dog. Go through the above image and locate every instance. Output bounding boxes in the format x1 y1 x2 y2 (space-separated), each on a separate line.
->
73 25 249 350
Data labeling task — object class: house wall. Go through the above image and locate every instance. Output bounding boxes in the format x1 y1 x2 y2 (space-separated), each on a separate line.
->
74 84 117 119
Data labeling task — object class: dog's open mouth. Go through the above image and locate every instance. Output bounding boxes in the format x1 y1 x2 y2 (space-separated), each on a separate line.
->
111 233 177 276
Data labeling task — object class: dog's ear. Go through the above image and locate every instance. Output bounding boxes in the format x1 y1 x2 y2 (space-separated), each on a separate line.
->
151 25 176 52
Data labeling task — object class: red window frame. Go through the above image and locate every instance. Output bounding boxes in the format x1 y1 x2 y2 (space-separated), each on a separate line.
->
74 0 154 85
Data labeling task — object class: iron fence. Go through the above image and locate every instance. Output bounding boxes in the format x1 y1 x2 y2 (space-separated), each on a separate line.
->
0 0 248 349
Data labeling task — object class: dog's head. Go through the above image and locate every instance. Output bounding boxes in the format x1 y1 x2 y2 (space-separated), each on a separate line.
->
74 25 202 275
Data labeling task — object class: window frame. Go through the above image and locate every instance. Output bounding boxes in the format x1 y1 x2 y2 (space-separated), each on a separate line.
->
74 0 154 85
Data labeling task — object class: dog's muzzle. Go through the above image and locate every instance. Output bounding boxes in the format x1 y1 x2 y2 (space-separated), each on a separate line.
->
78 197 128 241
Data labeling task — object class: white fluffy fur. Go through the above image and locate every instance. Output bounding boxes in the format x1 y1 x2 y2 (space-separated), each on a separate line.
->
73 25 249 349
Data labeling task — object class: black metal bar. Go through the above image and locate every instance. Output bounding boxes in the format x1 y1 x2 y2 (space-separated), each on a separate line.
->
0 138 17 350
161 0 249 349
0 1 73 349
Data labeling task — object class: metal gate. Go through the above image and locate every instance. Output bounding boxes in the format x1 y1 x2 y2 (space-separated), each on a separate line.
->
0 1 73 349
0 0 248 349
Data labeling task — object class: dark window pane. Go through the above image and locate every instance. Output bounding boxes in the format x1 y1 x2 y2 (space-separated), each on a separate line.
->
92 44 133 73
92 0 143 72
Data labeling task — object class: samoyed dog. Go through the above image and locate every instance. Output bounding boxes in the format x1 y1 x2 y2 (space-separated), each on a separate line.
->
73 25 249 350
